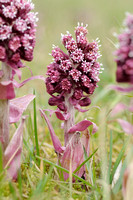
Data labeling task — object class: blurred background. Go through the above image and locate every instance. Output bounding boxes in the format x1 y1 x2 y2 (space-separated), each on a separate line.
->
17 0 133 104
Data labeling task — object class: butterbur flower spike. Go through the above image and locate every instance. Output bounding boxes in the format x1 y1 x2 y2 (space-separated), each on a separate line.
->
115 13 133 83
46 23 102 109
43 23 101 181
0 0 38 179
0 0 38 69
112 13 133 143
0 0 38 149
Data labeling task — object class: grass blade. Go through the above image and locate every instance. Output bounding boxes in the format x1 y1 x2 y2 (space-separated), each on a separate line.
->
33 166 54 195
9 182 17 200
58 159 64 181
0 144 3 173
107 130 113 184
23 138 37 163
73 148 98 174
110 140 128 184
36 156 94 188
112 146 133 194
33 90 39 156
18 170 22 197
84 146 94 185
112 158 127 194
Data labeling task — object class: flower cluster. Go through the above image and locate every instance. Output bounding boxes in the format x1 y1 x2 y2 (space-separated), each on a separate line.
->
46 23 102 110
0 0 38 69
115 13 133 83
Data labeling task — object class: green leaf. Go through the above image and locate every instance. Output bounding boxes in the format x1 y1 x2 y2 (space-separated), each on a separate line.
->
107 131 113 184
110 140 128 184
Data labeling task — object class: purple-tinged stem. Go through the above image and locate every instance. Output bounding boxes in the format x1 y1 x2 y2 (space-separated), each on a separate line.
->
64 93 75 146
0 62 12 150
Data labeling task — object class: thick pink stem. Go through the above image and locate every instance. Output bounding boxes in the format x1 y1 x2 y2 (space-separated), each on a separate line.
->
0 63 12 150
64 93 75 146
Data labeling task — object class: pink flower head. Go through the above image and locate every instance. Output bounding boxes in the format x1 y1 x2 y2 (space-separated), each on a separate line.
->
69 69 81 82
2 4 17 19
9 36 21 52
0 25 12 41
71 48 84 63
115 13 133 83
60 59 72 72
124 12 133 29
65 39 77 52
46 23 102 108
73 88 83 100
81 75 91 88
0 0 38 68
61 78 72 91
14 18 28 33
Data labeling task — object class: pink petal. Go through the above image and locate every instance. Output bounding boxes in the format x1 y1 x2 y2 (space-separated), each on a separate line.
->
79 97 91 107
117 119 133 134
44 109 56 117
55 111 70 121
4 116 26 180
110 85 133 93
92 122 98 134
44 109 70 121
81 129 90 157
40 109 64 154
60 132 85 180
74 104 89 112
13 75 45 88
110 103 127 117
9 94 35 123
68 120 94 133
0 81 15 99
12 68 22 80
